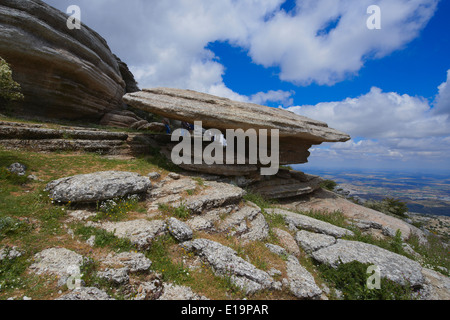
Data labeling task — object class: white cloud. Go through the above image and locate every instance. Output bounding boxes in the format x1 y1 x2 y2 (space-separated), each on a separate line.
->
287 73 450 168
44 0 438 95
248 0 438 85
434 69 450 115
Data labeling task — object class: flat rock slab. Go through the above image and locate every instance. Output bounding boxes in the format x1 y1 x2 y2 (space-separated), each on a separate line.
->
181 239 274 294
282 189 424 241
295 230 337 254
285 255 322 299
123 88 350 143
312 240 425 287
29 248 85 285
101 219 167 250
100 252 152 273
266 208 354 238
46 171 151 203
151 179 246 215
218 204 269 242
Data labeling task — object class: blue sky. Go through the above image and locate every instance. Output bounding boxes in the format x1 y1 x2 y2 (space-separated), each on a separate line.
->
44 0 450 173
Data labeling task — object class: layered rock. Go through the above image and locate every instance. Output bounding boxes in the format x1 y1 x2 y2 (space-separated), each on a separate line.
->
0 0 125 119
123 87 351 168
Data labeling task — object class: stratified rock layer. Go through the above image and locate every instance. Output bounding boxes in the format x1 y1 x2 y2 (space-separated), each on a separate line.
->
0 0 125 119
123 88 351 166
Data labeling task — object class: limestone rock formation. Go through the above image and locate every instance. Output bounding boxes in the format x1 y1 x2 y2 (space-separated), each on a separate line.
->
45 171 151 203
0 0 125 119
181 238 275 294
312 240 425 287
123 87 351 167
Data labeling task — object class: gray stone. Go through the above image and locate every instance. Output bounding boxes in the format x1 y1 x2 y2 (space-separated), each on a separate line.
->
123 88 350 166
147 172 161 180
272 228 301 257
97 267 130 285
181 239 274 294
167 218 193 242
0 0 126 120
100 219 167 250
168 173 181 180
218 204 269 242
7 163 26 176
29 248 85 285
265 244 288 257
266 208 354 238
101 252 152 273
57 287 114 300
0 246 22 260
295 230 336 253
286 255 322 299
418 268 450 300
312 240 425 287
46 171 151 203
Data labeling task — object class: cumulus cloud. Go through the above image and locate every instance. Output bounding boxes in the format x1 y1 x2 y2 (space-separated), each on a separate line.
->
44 0 438 95
434 69 450 115
287 71 450 168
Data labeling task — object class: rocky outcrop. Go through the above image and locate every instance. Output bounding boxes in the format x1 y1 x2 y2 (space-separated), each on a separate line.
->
123 87 351 167
29 248 85 286
181 239 275 294
281 188 426 241
249 170 323 199
99 110 166 132
0 121 130 155
312 240 425 287
0 0 127 120
266 208 354 238
45 171 151 203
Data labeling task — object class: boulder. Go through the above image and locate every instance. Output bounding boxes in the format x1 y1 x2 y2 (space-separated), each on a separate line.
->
312 240 425 287
167 217 194 242
181 239 274 294
0 0 126 120
45 171 151 203
7 162 26 176
123 88 351 166
285 255 322 299
295 230 337 254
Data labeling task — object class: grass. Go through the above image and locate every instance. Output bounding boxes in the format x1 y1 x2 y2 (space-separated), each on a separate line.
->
317 261 416 300
158 202 191 220
73 225 135 253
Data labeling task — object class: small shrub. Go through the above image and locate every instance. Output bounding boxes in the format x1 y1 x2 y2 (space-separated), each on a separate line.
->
0 56 24 103
320 180 338 191
74 225 135 252
0 216 29 239
0 167 28 185
158 202 191 220
318 260 415 300
95 195 139 221
365 198 409 219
